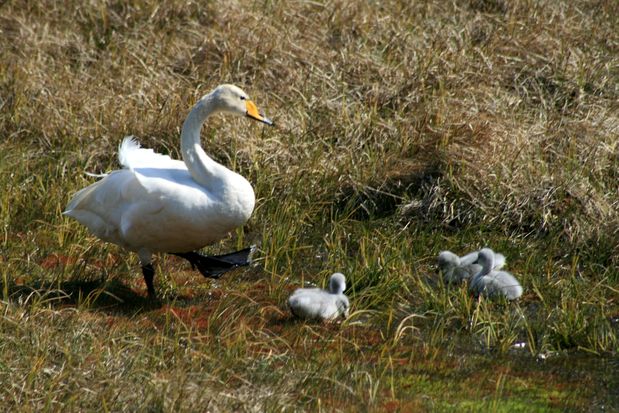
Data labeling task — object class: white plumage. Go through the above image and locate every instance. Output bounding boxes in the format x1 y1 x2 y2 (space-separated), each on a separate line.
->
66 136 253 254
469 248 523 300
64 84 272 296
288 273 350 321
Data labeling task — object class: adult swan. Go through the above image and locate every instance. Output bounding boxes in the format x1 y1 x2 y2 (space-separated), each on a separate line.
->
64 84 273 297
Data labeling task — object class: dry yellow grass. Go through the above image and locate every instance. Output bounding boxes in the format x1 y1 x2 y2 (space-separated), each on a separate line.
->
1 0 618 411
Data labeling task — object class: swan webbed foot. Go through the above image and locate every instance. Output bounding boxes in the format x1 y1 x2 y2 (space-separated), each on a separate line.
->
171 246 255 279
142 264 156 298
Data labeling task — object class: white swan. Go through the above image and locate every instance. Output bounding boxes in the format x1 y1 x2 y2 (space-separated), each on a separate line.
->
64 84 273 297
437 249 506 283
469 248 523 300
288 273 350 321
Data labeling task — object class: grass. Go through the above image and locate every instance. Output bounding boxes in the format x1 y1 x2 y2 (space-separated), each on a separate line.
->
1 0 618 411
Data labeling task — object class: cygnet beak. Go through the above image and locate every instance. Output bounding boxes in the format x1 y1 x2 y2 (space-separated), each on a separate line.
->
246 100 273 126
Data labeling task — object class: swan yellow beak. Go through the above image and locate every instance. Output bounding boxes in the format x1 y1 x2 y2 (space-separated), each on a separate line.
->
246 100 273 126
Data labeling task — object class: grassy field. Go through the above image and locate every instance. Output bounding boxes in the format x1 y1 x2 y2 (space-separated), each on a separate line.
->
1 0 618 411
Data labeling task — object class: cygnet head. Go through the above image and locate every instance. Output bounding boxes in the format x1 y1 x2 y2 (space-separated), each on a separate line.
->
204 84 273 125
477 248 495 274
329 272 346 295
437 251 459 271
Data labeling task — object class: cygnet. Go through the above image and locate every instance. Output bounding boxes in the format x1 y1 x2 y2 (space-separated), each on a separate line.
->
288 272 350 321
469 248 523 300
437 249 506 283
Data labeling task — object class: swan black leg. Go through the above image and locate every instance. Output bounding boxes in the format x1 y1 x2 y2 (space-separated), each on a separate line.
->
142 263 156 297
171 246 255 279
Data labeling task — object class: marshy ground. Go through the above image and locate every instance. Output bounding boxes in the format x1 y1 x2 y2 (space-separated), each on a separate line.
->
1 0 618 411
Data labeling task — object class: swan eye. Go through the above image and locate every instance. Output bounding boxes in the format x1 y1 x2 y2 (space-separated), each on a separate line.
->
240 96 246 101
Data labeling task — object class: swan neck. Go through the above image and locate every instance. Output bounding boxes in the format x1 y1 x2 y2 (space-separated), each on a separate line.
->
180 97 221 186
330 277 345 295
481 254 494 274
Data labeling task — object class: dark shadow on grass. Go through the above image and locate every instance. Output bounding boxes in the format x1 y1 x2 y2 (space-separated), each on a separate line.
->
2 278 163 315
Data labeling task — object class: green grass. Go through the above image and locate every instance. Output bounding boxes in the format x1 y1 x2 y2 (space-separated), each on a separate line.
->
1 0 618 411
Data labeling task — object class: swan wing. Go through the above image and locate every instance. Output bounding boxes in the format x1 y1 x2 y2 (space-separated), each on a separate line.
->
288 292 321 319
64 170 155 247
470 271 522 300
491 271 523 300
318 294 347 320
66 148 246 253
64 168 212 252
288 290 335 320
290 287 322 298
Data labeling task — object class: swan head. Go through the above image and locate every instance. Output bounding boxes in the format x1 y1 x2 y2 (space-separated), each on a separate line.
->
437 251 460 271
329 272 346 295
206 84 273 125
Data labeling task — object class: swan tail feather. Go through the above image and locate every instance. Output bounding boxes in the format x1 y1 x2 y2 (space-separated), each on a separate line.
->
84 171 108 178
118 136 141 170
118 136 178 170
